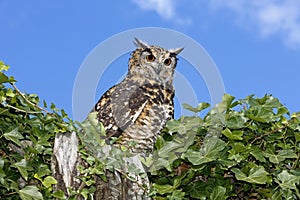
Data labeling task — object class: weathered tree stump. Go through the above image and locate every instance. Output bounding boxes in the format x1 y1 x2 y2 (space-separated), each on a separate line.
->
51 132 150 199
51 132 81 195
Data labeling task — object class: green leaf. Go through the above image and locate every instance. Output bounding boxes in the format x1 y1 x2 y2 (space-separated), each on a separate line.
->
43 100 48 108
166 117 201 134
250 148 266 163
183 137 225 165
245 95 287 123
42 176 57 188
167 190 185 200
166 119 181 133
264 149 297 164
210 94 235 114
222 128 243 140
52 190 66 199
13 159 28 180
210 186 226 200
276 170 300 190
80 188 90 199
227 142 249 162
184 181 208 199
226 112 248 129
19 185 43 200
6 88 15 97
271 190 283 200
182 102 210 113
246 107 274 123
78 112 106 155
157 140 182 158
36 164 51 178
153 183 174 195
0 61 10 71
152 157 172 171
0 72 9 84
222 93 235 106
3 127 24 146
294 132 300 143
155 135 165 150
231 165 270 184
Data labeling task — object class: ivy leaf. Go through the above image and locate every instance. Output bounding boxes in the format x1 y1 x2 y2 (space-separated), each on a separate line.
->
184 181 208 199
52 190 66 199
183 137 225 165
0 62 13 84
210 94 235 114
246 107 275 123
222 128 243 140
166 119 182 133
295 132 300 143
81 112 106 137
0 61 10 71
42 176 57 188
166 117 201 134
264 149 297 164
155 135 165 150
78 112 106 155
271 191 283 200
0 72 9 84
250 148 266 163
157 140 183 159
3 128 24 146
0 71 15 83
210 186 226 200
231 165 270 184
19 186 43 200
245 95 287 123
276 170 300 190
166 190 185 200
150 157 172 172
226 112 248 129
182 102 210 113
6 88 15 97
13 159 28 180
153 183 174 195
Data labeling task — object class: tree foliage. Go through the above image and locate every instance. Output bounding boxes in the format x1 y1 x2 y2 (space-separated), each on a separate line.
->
0 62 76 199
150 94 300 199
0 62 300 199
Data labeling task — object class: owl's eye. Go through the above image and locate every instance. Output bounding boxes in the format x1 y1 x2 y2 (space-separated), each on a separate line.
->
146 55 156 62
164 58 172 66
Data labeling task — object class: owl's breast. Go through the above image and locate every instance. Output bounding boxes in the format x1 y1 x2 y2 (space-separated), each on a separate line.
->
95 78 174 154
116 82 174 153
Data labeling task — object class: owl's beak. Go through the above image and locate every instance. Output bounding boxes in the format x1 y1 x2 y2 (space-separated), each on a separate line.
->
154 67 161 75
154 65 163 75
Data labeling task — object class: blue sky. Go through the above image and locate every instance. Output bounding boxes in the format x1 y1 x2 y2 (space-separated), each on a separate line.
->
1 0 300 121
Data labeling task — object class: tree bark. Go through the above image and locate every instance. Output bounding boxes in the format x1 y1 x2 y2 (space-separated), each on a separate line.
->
51 132 81 196
51 132 150 199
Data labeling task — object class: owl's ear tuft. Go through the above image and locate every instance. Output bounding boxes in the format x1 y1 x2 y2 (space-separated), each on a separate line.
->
134 38 149 49
169 47 184 55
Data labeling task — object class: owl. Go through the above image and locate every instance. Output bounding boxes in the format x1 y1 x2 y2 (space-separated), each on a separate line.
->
93 38 183 154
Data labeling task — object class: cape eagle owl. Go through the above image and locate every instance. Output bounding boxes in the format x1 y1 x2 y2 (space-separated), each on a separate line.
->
93 38 183 154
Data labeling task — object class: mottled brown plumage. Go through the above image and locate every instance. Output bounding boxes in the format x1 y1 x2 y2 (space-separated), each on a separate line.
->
93 38 183 154
92 39 183 199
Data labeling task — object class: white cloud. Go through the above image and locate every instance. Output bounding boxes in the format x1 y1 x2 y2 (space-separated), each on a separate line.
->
132 0 300 48
132 0 191 25
209 0 300 48
132 0 175 20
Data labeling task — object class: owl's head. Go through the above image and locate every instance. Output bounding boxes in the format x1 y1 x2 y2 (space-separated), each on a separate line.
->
128 38 183 86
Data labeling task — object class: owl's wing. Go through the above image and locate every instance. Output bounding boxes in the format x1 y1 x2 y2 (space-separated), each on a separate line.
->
94 84 150 138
